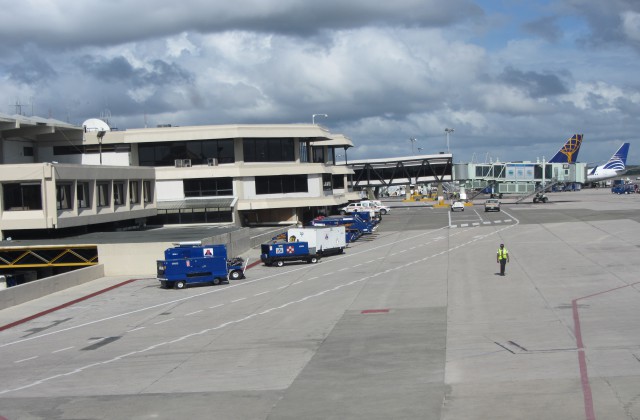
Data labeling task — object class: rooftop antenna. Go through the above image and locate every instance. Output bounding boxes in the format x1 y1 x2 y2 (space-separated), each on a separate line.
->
13 99 23 115
100 108 112 126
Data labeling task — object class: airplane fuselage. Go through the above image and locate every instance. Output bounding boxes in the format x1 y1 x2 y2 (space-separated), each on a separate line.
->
586 168 626 182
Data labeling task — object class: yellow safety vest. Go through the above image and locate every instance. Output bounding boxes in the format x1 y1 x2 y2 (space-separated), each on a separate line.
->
497 248 508 260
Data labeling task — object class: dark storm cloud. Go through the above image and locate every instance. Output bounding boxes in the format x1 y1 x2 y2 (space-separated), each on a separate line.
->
498 67 569 99
0 0 484 48
82 56 193 86
522 16 563 42
560 0 640 47
5 52 57 85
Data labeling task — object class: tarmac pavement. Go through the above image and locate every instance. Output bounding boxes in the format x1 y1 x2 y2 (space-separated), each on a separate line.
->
0 189 639 419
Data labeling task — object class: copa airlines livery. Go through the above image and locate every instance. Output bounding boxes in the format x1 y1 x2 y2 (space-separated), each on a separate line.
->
548 134 583 163
586 143 630 182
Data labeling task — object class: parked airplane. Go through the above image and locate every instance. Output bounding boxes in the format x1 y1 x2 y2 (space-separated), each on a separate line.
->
586 143 630 182
548 134 583 163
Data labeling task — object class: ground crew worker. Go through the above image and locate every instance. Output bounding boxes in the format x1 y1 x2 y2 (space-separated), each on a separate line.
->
497 243 509 276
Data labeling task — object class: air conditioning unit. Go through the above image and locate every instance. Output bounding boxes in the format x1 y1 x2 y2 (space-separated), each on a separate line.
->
207 158 218 166
175 159 192 168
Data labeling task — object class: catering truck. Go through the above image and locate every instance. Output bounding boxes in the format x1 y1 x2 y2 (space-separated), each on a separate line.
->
157 242 246 289
261 226 346 267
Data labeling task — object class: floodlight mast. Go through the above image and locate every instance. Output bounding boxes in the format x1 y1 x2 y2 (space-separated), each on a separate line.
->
312 114 328 124
444 128 454 153
409 137 417 155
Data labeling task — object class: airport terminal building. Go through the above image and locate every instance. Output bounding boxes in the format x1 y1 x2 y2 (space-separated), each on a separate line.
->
0 113 359 240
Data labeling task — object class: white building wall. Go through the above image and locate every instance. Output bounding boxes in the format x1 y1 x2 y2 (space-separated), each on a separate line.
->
156 180 185 200
3 140 35 164
81 152 130 166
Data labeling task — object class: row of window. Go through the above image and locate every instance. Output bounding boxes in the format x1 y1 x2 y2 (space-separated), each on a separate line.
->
138 139 234 166
2 175 349 211
1 181 152 212
132 138 335 166
183 175 345 196
474 165 554 179
56 180 153 210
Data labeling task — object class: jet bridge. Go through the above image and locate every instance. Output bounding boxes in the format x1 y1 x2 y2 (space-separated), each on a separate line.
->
454 161 587 195
344 154 453 188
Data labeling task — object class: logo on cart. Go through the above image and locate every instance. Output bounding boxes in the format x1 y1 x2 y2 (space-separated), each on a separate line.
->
203 248 213 257
275 247 284 254
286 246 295 254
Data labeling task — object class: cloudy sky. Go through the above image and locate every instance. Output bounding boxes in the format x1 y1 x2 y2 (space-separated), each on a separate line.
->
1 0 639 164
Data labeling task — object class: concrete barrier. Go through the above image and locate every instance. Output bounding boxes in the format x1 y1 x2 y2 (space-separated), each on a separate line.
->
99 242 173 276
0 226 293 308
0 264 105 310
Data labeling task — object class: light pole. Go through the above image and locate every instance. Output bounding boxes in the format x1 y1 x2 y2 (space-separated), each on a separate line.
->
312 114 328 124
97 130 106 165
417 147 423 154
444 128 454 153
409 137 417 155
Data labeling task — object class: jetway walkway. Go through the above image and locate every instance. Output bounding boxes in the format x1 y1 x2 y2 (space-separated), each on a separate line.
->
0 245 98 269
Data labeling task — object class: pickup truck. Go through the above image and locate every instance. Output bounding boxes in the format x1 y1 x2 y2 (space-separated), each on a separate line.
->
339 200 390 215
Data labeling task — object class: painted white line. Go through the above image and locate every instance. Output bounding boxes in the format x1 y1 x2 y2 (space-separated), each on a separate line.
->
231 298 246 303
15 356 38 364
254 291 270 296
461 224 468 227
52 346 75 353
0 226 456 350
277 285 288 290
154 318 174 325
337 267 349 272
292 281 303 285
495 220 502 223
483 221 491 225
209 304 224 309
185 310 203 316
504 219 512 223
472 223 479 226
3 219 515 395
126 327 145 333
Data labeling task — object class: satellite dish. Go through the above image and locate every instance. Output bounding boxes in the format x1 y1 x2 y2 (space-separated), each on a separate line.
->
82 118 111 132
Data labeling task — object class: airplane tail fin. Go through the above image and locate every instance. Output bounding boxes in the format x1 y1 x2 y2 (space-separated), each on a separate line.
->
548 134 583 163
603 143 630 170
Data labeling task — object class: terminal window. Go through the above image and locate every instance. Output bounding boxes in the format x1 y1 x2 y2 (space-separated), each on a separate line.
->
255 175 308 194
2 182 43 211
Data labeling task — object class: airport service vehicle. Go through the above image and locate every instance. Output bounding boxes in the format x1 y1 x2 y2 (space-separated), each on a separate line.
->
261 226 346 267
311 213 377 242
339 201 390 215
484 199 501 212
157 242 245 289
451 201 465 212
532 192 549 203
611 184 635 194
359 200 391 214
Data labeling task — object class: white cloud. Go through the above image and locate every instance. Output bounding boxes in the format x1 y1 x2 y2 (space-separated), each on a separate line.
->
621 10 640 43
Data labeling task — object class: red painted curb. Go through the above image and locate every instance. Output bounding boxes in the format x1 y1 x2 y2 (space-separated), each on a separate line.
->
0 256 263 333
246 259 262 270
0 278 140 332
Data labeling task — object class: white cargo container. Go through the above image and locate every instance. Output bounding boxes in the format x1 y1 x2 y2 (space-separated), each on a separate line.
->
287 226 346 255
